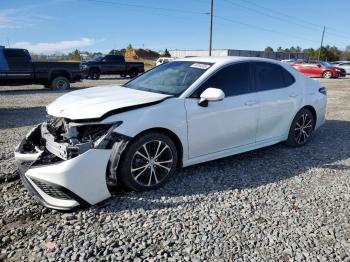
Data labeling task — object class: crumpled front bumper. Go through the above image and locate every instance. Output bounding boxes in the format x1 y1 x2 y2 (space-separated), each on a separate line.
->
15 125 112 210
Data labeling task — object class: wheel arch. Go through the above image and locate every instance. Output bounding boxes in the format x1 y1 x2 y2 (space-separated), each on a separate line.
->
49 70 71 82
89 67 101 73
132 127 184 167
106 127 184 188
300 105 317 127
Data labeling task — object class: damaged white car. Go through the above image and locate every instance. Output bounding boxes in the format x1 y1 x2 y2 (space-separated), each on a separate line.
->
15 57 327 210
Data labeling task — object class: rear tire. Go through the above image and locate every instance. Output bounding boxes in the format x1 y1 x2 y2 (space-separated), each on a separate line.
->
118 132 178 191
323 71 332 79
129 68 138 78
89 69 100 80
50 76 70 90
285 108 315 147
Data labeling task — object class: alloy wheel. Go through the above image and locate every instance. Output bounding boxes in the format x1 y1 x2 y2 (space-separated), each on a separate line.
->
56 80 68 90
294 112 313 144
323 71 332 79
130 140 174 187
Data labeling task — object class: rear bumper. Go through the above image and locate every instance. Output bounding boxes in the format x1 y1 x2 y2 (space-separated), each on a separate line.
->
15 125 112 210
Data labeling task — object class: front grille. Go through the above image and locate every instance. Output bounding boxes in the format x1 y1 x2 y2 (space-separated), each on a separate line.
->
30 178 72 200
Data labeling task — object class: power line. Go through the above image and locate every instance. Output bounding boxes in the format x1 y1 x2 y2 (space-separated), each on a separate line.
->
220 0 349 46
83 0 206 15
238 0 350 39
215 15 319 44
82 0 348 48
222 0 319 33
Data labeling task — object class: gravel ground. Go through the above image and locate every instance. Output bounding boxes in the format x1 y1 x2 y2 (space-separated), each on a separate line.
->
1 76 350 261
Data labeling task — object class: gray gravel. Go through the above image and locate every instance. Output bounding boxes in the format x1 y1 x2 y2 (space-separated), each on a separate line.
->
1 76 350 261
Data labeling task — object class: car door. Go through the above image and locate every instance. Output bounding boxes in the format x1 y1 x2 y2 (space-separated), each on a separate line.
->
253 62 301 142
102 56 125 74
4 49 33 84
185 62 259 158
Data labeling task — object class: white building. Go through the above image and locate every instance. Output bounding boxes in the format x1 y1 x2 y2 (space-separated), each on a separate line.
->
170 49 308 61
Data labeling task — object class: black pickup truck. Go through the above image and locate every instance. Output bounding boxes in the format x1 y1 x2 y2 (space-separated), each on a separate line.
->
81 55 145 79
0 48 82 90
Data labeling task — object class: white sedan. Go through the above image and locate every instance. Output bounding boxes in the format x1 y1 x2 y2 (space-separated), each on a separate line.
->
15 57 327 210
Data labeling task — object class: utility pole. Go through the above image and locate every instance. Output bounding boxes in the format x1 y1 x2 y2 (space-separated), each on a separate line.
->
317 26 325 62
209 0 213 56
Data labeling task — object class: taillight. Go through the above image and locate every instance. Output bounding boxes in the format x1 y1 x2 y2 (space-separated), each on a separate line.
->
319 87 327 95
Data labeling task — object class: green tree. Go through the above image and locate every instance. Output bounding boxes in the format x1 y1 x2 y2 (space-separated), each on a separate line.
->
162 48 171 57
264 46 274 52
316 45 341 61
69 49 81 61
277 46 284 52
343 45 350 60
127 43 133 49
109 49 123 55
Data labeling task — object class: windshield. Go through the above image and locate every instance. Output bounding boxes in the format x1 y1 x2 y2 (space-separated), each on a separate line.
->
320 61 332 67
124 61 213 95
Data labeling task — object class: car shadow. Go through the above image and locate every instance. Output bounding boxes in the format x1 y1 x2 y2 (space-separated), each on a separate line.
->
93 76 130 80
0 107 46 129
94 119 350 213
0 87 86 96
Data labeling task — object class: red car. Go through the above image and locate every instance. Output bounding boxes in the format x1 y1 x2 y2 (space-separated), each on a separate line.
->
292 61 346 79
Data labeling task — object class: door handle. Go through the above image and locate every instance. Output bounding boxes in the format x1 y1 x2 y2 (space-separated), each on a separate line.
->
289 94 299 98
245 100 258 106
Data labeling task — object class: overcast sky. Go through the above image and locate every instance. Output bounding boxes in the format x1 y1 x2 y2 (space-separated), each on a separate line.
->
1 0 349 54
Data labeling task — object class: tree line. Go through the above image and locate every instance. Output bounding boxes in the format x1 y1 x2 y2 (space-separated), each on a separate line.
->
264 45 350 61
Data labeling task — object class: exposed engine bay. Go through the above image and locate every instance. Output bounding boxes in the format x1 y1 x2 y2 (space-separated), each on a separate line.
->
43 116 117 160
19 116 121 162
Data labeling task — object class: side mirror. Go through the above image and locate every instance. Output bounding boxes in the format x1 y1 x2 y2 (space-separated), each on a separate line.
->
198 87 225 107
317 64 322 68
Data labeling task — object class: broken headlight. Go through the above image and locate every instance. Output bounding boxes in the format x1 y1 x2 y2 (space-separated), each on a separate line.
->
44 117 122 159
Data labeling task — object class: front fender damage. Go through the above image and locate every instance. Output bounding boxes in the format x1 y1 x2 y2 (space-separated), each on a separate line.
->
106 134 131 187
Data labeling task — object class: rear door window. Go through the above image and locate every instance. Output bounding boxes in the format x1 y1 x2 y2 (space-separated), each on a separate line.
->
253 62 294 91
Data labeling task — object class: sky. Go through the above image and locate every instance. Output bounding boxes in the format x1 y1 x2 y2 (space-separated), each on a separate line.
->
0 0 349 54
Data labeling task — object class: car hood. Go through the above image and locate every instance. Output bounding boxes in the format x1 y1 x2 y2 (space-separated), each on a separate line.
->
47 85 172 120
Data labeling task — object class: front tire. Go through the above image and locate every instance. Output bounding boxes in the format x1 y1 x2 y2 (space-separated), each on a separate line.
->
118 132 178 191
285 108 315 147
129 68 138 78
323 71 332 79
89 69 100 80
50 76 70 90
